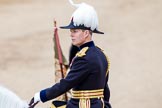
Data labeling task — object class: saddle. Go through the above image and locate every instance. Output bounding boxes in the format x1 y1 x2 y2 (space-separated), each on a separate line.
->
50 101 67 108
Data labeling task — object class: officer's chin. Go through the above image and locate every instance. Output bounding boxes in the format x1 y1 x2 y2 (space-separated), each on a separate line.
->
72 42 79 47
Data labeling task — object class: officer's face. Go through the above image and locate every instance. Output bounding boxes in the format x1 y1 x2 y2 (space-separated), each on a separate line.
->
70 29 88 47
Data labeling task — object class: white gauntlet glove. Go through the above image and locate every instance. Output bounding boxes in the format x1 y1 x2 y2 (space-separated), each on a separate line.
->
34 92 41 103
29 92 41 108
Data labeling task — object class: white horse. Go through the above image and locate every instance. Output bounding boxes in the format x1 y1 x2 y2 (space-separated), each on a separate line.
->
0 85 29 108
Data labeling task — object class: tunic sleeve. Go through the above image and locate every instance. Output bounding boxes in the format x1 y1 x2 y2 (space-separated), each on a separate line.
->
40 57 90 102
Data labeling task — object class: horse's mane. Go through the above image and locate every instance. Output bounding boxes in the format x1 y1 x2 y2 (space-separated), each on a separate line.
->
0 85 29 108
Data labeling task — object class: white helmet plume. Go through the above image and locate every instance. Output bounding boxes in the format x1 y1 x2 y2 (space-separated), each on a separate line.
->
68 0 99 31
60 0 104 34
68 0 80 8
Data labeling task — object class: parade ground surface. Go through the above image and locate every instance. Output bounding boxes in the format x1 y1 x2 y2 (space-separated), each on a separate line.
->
0 0 162 108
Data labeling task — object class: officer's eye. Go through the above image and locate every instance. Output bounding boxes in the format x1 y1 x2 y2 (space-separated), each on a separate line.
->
70 29 78 33
73 30 78 33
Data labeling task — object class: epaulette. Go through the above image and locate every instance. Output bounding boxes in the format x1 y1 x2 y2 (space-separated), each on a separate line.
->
76 47 89 57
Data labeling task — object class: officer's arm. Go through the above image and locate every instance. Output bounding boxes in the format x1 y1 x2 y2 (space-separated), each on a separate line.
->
40 57 90 102
104 73 110 102
103 73 112 108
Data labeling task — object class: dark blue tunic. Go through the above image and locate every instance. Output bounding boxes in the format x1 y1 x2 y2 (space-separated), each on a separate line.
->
40 41 111 108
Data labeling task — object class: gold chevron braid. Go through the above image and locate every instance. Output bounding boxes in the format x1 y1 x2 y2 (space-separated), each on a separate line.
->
72 89 103 93
71 89 104 99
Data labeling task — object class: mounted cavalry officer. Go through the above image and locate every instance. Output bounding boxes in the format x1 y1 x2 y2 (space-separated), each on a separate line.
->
29 0 111 108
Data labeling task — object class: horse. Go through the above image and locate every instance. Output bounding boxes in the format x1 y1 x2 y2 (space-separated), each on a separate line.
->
0 85 29 108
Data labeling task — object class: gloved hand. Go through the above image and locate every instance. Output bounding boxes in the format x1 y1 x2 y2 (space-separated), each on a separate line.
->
29 92 40 108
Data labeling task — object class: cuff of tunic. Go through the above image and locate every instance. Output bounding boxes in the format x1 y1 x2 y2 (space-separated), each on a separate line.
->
40 89 48 102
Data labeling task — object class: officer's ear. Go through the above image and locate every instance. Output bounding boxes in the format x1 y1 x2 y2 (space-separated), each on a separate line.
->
83 30 91 38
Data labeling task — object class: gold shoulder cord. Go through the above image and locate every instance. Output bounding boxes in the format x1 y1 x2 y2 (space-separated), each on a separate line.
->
96 46 110 76
104 52 110 76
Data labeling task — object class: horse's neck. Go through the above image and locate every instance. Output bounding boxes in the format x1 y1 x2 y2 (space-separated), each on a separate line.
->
0 86 28 108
